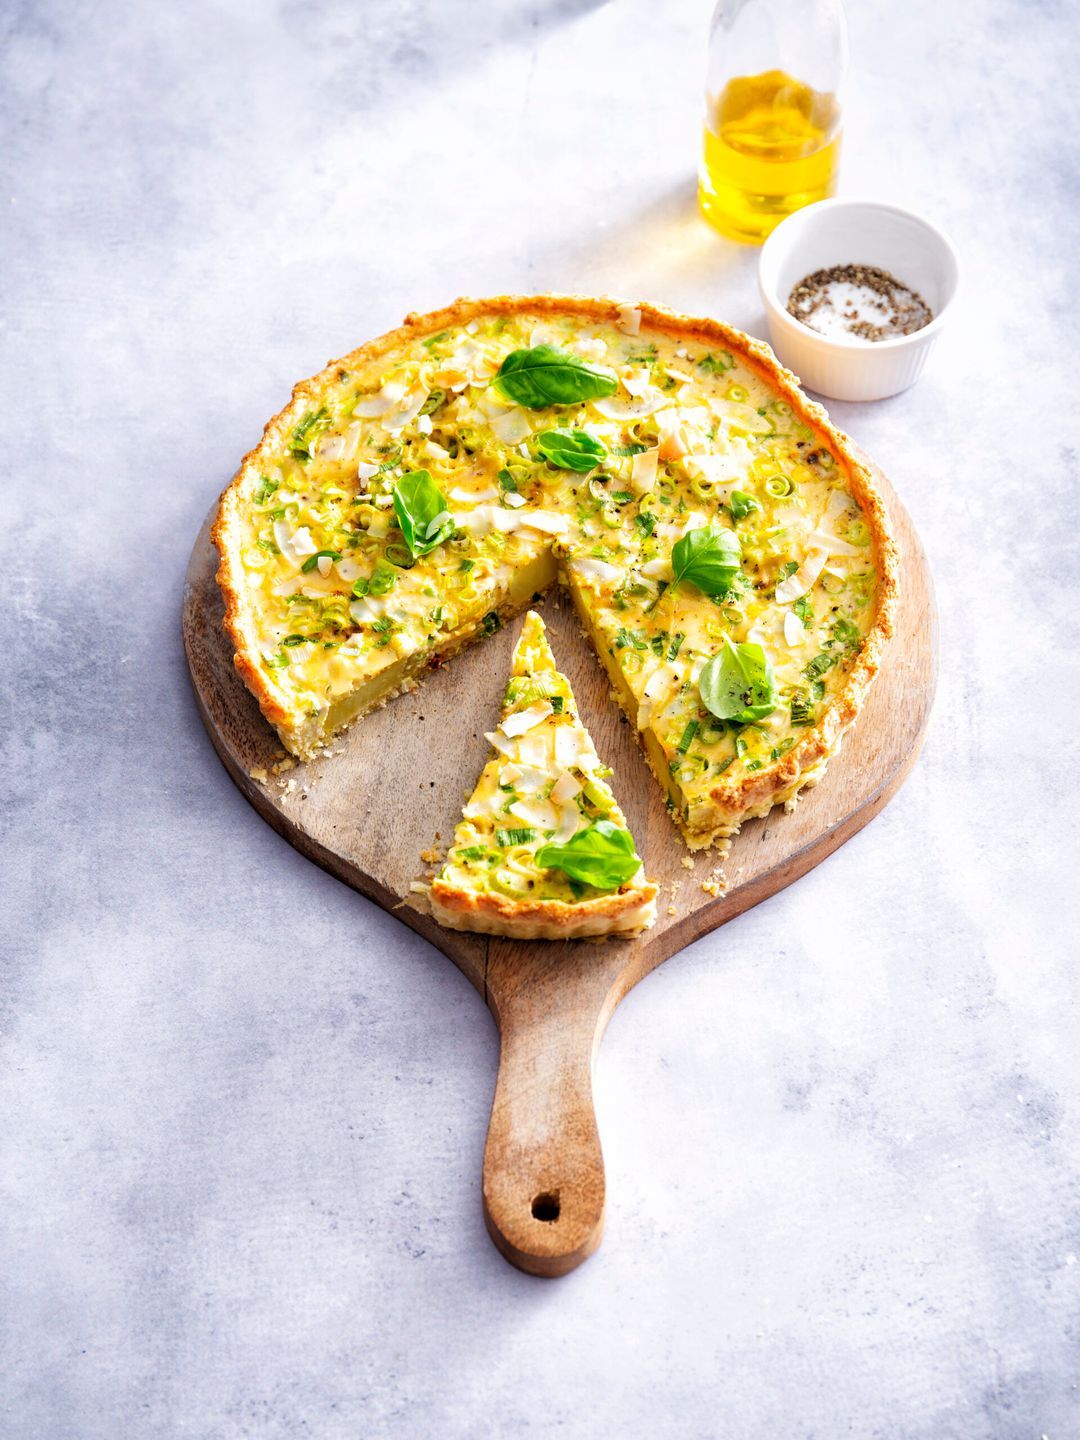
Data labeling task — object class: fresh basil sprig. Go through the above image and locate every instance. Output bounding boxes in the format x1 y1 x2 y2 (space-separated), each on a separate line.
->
537 428 606 472
670 525 742 600
392 470 454 558
699 636 777 724
536 820 641 891
493 345 617 409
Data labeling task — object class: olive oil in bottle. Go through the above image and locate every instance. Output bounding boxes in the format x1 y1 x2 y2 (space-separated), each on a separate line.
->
700 70 841 243
698 0 848 245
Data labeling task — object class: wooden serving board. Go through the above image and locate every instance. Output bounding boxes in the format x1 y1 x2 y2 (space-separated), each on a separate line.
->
182 451 936 1278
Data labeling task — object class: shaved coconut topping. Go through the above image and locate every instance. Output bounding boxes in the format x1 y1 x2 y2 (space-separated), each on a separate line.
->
783 611 804 647
349 594 389 624
383 385 430 433
335 557 362 583
316 554 334 577
453 504 567 539
500 762 549 794
449 484 500 504
556 725 592 769
570 557 625 587
485 730 515 758
622 369 654 398
553 801 584 844
806 528 862 557
510 796 560 832
500 701 554 738
550 771 582 806
616 302 642 335
640 556 672 581
415 413 433 435
593 387 666 420
356 459 379 481
488 407 533 445
631 447 659 493
352 381 406 418
504 490 527 508
272 520 302 569
775 549 828 603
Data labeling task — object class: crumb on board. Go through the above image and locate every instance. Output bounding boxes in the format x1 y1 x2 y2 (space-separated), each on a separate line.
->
420 845 444 866
248 766 268 783
701 863 727 898
272 756 295 776
680 856 694 870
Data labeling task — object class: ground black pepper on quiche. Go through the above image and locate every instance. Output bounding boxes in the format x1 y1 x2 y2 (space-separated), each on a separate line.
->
213 295 899 851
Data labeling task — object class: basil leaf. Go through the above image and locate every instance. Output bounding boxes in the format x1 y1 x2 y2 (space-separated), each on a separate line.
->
392 470 454 558
536 820 641 891
729 490 760 522
537 428 605 472
493 345 617 409
671 525 741 600
699 637 777 723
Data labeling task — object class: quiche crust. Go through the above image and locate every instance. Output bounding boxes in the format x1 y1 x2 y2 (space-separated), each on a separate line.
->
213 294 899 851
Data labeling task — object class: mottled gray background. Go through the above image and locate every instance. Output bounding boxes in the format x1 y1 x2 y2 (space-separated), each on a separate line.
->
3 0 1078 1436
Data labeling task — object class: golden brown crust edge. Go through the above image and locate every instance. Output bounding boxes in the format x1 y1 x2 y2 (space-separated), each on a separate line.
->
212 293 900 828
429 875 660 940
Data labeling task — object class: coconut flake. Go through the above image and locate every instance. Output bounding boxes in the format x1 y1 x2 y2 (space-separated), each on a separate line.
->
415 413 433 435
783 611 804 647
807 528 863 557
352 381 406 418
504 490 527 508
616 302 642 336
336 557 362 583
569 557 624 587
488 407 533 445
553 802 583 844
640 556 672 581
383 385 430 433
631 447 659 493
510 796 560 831
315 433 346 462
449 484 500 504
500 763 548 793
356 459 379 481
501 701 554 738
555 725 592 769
622 369 654 398
550 771 582 806
593 387 666 420
350 595 388 624
775 549 829 603
486 730 515 758
316 554 334 577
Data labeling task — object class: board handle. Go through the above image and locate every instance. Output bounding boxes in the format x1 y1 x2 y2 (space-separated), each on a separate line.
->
481 944 623 1277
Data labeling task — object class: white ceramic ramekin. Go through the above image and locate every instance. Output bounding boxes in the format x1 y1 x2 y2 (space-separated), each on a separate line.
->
758 199 960 402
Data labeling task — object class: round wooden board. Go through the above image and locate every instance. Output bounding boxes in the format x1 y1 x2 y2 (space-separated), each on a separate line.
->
182 448 937 1277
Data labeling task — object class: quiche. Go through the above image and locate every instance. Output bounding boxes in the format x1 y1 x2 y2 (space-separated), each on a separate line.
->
214 294 898 850
429 611 657 938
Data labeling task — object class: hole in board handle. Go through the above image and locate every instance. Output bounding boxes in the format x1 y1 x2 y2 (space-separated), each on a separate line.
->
531 1190 560 1223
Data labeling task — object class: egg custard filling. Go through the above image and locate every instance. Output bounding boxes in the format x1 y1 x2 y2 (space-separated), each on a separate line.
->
214 295 897 850
429 611 657 938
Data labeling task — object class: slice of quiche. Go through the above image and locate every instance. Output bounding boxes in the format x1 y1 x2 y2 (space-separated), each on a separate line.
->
429 612 658 939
